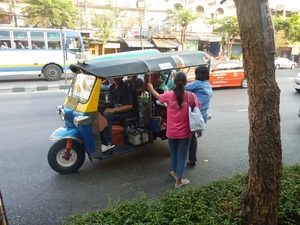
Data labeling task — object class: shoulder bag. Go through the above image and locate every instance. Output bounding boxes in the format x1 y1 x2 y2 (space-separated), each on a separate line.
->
187 91 205 132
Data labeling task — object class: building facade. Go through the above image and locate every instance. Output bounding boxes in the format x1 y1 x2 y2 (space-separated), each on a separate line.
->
0 0 299 58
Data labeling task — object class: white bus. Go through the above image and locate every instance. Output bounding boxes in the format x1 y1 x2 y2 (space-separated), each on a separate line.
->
0 27 84 81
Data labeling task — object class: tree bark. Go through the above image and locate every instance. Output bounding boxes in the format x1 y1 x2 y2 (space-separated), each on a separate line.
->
233 0 282 224
181 25 187 50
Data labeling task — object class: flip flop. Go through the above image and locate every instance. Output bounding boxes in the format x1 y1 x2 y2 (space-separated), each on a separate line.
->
175 179 190 188
170 171 178 180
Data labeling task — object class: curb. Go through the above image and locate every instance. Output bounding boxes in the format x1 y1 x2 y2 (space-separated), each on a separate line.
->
0 84 70 93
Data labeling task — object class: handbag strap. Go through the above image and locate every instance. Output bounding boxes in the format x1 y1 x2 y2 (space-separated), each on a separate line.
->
187 91 196 108
191 92 197 106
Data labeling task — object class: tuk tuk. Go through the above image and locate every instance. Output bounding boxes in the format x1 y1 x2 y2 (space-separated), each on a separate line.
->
48 50 211 174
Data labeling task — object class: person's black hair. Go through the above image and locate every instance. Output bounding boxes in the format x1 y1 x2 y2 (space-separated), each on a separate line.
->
195 65 209 81
173 71 187 109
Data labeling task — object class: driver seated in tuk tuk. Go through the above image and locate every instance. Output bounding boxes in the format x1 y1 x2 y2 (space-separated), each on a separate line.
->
100 77 135 152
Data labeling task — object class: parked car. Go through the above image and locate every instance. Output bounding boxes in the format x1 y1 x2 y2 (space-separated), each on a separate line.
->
293 72 300 92
186 60 247 88
274 57 297 69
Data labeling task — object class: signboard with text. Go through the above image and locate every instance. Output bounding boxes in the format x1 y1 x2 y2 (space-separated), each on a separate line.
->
260 2 276 54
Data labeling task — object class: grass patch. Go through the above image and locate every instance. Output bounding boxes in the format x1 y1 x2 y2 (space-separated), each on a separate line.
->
63 164 300 225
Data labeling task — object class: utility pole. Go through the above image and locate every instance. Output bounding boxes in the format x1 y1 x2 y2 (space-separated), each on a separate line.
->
11 0 18 27
60 28 67 84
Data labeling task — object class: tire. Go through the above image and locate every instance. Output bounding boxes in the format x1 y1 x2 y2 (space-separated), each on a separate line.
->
295 89 300 93
241 79 248 88
44 64 62 81
291 64 295 69
48 139 85 174
275 64 280 70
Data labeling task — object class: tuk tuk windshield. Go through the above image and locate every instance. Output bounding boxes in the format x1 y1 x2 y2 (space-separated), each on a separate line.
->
68 73 96 103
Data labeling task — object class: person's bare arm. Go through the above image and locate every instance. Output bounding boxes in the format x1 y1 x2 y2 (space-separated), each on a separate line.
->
147 83 160 100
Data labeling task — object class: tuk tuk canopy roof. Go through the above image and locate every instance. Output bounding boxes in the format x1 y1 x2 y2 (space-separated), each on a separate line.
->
70 51 211 79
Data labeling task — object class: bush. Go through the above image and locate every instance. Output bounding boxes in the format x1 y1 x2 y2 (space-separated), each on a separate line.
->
63 164 300 225
230 54 240 60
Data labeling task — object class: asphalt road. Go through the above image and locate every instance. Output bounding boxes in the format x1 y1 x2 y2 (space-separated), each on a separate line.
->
0 69 299 225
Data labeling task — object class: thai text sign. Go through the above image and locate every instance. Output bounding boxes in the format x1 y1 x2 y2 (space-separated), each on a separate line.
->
260 2 276 54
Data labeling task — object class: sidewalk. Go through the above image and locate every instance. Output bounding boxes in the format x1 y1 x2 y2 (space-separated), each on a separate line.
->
0 84 71 93
0 76 72 93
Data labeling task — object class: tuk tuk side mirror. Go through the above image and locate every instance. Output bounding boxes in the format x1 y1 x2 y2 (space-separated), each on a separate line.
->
75 52 90 64
74 116 94 126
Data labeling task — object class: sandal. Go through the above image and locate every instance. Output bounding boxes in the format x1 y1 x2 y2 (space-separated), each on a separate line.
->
170 171 178 180
175 179 190 188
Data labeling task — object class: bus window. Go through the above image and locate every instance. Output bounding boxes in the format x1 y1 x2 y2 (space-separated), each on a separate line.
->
30 31 45 49
13 31 28 48
67 37 81 53
55 42 61 49
0 31 12 48
47 32 60 50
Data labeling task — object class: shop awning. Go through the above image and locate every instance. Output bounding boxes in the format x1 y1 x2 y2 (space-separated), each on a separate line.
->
186 36 200 41
152 38 181 48
122 38 154 48
104 43 120 49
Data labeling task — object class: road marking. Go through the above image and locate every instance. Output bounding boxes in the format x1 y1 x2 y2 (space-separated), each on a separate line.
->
238 109 248 112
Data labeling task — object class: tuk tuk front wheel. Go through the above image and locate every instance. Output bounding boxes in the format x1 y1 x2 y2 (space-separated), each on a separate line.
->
48 139 85 174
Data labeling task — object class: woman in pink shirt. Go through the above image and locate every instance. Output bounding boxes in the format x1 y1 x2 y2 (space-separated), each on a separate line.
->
148 72 202 188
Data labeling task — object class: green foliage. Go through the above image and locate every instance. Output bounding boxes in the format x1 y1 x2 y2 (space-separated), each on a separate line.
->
91 1 123 44
166 8 198 50
166 8 198 30
278 164 300 224
273 14 300 44
205 16 240 58
62 164 300 225
21 0 80 29
230 54 240 60
205 16 239 38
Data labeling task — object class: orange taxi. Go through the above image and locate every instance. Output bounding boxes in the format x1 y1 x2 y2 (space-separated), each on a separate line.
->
186 60 247 88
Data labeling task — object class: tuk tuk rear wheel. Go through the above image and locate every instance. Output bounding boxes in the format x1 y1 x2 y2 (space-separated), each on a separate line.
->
48 139 85 174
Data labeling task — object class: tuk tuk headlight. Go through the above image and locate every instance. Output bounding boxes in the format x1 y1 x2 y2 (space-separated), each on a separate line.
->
74 116 94 127
56 105 66 121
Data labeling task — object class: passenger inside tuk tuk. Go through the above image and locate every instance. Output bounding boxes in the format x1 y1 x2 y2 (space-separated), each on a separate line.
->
100 77 136 152
126 75 144 96
141 73 167 120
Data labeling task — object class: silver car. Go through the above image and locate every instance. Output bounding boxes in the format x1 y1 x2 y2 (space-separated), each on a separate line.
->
294 72 300 92
274 57 297 69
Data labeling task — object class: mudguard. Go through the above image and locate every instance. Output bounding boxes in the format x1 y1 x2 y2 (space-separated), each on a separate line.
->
50 127 82 143
50 126 100 157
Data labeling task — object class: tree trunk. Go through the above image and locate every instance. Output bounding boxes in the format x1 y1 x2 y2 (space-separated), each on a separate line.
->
140 33 144 50
101 44 105 55
234 0 282 224
181 26 187 50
